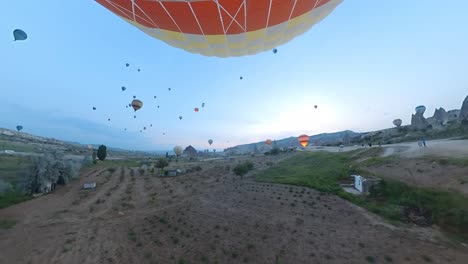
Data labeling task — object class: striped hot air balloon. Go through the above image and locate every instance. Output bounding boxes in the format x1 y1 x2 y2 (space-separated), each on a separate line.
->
95 0 343 57
298 134 310 147
131 99 143 111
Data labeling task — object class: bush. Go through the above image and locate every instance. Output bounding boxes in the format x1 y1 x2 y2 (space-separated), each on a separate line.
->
233 161 254 178
270 148 280 155
0 180 13 195
97 145 107 161
155 158 169 171
20 152 82 195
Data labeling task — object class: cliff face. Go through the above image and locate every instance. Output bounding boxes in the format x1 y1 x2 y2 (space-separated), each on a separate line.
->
460 96 468 121
432 107 448 125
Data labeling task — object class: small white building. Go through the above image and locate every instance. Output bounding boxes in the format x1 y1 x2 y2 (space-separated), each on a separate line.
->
350 175 381 194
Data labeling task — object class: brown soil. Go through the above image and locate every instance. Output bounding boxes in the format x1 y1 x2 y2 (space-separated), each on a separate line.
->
367 159 468 195
1 155 468 264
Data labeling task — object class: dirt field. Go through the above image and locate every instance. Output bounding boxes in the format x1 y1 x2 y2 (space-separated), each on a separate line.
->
1 155 468 264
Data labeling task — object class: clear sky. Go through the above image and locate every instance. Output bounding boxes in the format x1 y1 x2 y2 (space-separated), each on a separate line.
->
1 0 468 151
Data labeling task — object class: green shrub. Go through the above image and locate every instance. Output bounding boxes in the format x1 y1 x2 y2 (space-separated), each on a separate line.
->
97 145 107 161
233 161 254 178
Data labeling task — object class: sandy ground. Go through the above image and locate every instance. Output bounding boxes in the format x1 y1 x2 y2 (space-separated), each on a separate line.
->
1 154 468 264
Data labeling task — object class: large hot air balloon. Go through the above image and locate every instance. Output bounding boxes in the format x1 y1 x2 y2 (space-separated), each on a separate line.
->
96 0 342 57
16 125 23 132
13 29 27 41
208 139 213 145
298 134 310 147
393 119 402 127
415 105 426 115
173 145 183 156
265 139 273 146
194 107 199 112
131 99 143 111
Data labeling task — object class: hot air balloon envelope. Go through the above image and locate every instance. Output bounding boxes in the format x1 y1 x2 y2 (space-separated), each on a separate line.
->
131 99 143 111
194 108 199 112
13 29 27 41
16 125 23 132
208 139 213 145
173 145 183 156
265 139 273 146
96 0 342 57
415 105 426 114
393 119 402 127
298 134 310 147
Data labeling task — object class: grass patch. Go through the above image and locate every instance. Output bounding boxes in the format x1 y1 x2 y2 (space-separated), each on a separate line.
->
0 190 31 209
0 219 17 229
255 152 468 241
0 156 32 183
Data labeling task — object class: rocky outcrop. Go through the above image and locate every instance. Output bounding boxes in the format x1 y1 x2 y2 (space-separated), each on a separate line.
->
183 145 198 157
432 107 448 126
460 96 468 121
411 113 429 130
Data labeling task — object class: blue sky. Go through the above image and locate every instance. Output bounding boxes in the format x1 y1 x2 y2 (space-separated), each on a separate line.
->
1 0 468 151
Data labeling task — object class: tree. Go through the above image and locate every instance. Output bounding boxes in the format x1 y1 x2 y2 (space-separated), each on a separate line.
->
97 145 107 161
232 161 254 180
155 158 169 173
165 152 169 159
92 151 97 164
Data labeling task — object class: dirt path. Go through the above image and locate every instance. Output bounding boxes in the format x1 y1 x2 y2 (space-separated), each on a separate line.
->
1 159 468 264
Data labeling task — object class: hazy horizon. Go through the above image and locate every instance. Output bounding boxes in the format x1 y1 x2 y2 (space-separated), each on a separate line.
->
2 0 468 151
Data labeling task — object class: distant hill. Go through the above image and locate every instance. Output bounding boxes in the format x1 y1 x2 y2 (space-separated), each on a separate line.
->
224 130 363 155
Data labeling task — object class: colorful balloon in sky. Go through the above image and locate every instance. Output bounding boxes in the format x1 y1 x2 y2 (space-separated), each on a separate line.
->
194 107 199 112
265 139 273 146
131 99 143 111
95 0 342 57
393 119 402 127
173 145 183 156
415 105 426 114
298 134 310 147
13 29 27 41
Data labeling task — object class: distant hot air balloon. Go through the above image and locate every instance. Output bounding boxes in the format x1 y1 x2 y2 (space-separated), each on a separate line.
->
133 95 136 99
16 125 23 132
202 103 205 108
96 0 342 58
265 139 273 146
150 124 153 127
124 128 127 131
126 63 130 67
240 76 243 80
298 134 310 147
137 69 141 72
415 105 426 115
128 103 132 107
208 139 213 145
163 133 165 135
108 118 111 121
168 88 171 91
131 99 143 111
154 96 157 99
13 29 27 41
140 130 142 132
273 48 278 54
179 116 183 120
134 115 136 119
314 105 318 109
121 86 126 91
393 119 403 127
194 107 199 112
173 146 183 156
157 106 160 108
143 127 146 130
92 107 96 110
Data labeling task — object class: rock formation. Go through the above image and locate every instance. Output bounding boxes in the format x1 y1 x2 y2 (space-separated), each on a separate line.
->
411 112 429 130
460 95 468 121
183 145 198 157
432 107 448 125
